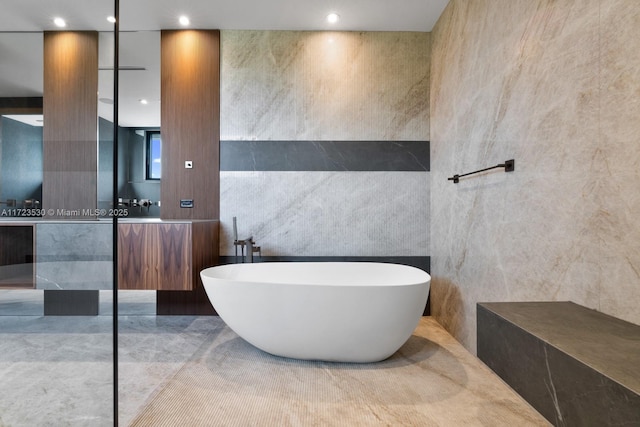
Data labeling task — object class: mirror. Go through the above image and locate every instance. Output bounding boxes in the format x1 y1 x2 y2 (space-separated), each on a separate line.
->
98 31 161 217
0 30 161 217
0 33 43 214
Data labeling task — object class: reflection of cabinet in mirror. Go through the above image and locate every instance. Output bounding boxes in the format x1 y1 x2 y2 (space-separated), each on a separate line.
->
0 225 35 289
117 220 218 291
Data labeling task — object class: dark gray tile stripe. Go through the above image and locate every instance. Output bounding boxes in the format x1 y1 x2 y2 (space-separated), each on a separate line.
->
220 141 429 171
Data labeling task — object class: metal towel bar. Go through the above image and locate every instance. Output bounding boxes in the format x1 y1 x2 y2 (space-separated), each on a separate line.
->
448 159 515 183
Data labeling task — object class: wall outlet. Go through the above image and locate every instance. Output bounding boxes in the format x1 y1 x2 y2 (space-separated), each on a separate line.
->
185 160 193 169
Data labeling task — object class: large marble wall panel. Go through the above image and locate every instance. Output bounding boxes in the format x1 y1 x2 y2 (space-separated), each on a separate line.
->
221 31 430 141
219 31 431 259
220 171 428 257
596 0 640 321
430 0 640 352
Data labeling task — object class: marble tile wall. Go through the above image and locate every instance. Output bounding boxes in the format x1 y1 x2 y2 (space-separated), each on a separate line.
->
430 0 640 352
221 172 428 257
219 31 430 259
221 31 430 141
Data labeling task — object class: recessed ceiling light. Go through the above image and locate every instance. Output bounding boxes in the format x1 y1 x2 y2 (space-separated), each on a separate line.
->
139 99 148 105
53 17 67 28
327 13 340 24
107 16 116 24
179 15 190 26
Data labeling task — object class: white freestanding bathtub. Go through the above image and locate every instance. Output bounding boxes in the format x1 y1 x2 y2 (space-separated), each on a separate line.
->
200 262 431 363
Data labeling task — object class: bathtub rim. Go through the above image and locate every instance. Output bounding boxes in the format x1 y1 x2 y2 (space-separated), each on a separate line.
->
200 261 431 288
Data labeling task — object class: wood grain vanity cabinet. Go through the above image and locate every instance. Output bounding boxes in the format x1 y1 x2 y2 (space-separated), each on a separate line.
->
117 220 218 291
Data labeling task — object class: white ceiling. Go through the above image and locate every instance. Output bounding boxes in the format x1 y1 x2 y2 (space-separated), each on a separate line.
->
0 0 449 32
0 0 449 127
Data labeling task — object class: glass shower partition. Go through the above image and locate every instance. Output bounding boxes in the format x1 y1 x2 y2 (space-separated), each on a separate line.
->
0 1 118 425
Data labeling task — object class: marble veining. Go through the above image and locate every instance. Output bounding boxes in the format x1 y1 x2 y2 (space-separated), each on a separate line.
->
543 346 563 424
220 171 429 257
35 223 113 290
0 313 550 426
477 302 640 426
479 301 640 393
430 0 640 353
35 223 112 260
221 31 430 141
219 30 431 265
129 317 549 426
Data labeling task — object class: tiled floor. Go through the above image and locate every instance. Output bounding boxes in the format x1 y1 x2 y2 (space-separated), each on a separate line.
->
0 292 549 426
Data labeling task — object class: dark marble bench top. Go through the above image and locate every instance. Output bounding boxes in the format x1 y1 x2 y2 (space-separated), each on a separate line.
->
478 301 640 395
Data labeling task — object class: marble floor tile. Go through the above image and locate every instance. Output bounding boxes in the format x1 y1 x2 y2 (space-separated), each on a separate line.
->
0 310 548 427
128 317 548 426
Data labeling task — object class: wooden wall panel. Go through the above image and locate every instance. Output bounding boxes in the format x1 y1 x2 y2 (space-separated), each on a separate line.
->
43 31 98 219
160 30 220 220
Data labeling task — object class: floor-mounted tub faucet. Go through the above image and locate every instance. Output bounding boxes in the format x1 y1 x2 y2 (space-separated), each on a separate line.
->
245 237 254 263
233 217 261 263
